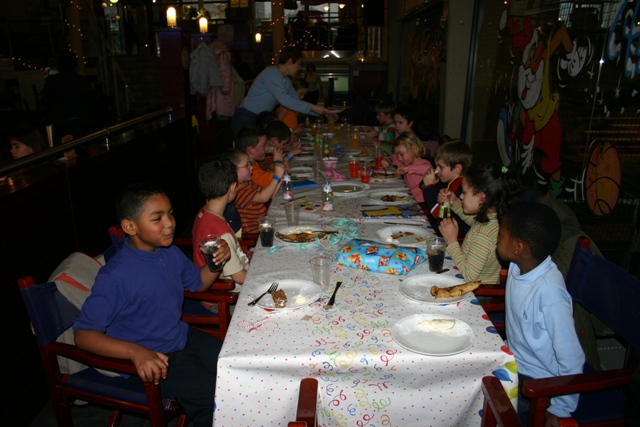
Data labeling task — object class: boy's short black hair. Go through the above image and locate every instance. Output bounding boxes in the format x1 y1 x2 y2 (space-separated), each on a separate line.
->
256 111 278 129
434 139 472 171
198 157 238 200
116 182 165 222
393 104 417 124
265 120 291 142
235 124 266 151
278 47 302 65
224 148 248 166
502 202 561 262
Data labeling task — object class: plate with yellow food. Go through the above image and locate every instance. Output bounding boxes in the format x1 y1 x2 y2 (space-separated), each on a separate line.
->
376 225 430 247
345 148 373 162
368 190 410 205
391 313 473 356
399 274 479 304
275 226 338 244
253 279 322 310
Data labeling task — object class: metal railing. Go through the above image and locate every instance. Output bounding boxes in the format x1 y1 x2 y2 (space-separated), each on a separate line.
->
0 108 173 176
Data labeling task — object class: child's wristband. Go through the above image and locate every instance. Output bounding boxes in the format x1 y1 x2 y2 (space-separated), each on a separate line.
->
284 153 292 161
272 175 281 183
273 160 283 165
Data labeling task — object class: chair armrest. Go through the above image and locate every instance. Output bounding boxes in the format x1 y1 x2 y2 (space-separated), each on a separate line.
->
475 283 505 296
522 367 634 397
295 378 318 427
478 297 505 312
50 341 139 376
184 288 238 304
210 279 236 291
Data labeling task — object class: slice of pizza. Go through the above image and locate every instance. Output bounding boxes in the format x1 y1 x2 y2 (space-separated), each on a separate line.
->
430 280 482 299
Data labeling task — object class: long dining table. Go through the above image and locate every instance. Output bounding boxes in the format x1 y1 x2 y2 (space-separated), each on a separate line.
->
213 135 517 427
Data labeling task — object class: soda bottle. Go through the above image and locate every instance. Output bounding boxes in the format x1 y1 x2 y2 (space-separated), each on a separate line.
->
283 173 293 201
322 183 333 211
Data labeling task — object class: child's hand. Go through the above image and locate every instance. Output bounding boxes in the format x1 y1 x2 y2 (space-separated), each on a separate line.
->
131 347 169 384
544 412 560 427
396 166 408 175
381 158 391 169
366 128 378 138
273 147 284 162
274 162 286 178
422 169 438 186
438 217 459 244
212 239 231 265
437 188 449 204
288 146 302 157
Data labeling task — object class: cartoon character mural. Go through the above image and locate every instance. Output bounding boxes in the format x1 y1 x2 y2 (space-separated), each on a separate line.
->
496 11 589 197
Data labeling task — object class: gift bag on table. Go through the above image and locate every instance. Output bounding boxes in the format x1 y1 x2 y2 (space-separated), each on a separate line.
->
336 239 426 275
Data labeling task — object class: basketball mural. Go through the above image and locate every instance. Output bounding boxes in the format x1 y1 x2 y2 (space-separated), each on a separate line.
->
584 141 621 217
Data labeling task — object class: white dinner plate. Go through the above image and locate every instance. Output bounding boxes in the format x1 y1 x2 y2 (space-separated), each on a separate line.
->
368 191 411 205
326 108 345 114
345 153 374 162
290 166 313 179
332 182 370 196
253 279 322 310
376 225 431 247
295 154 318 161
391 313 474 356
371 171 398 180
274 226 335 244
399 274 468 304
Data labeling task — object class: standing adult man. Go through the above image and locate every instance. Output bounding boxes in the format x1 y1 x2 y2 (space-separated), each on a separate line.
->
231 47 336 137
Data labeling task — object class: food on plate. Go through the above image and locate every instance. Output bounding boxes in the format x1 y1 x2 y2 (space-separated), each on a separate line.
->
295 295 307 304
372 171 396 179
381 194 407 202
355 148 369 157
276 231 329 243
271 289 287 308
417 318 456 331
430 280 482 299
385 231 421 243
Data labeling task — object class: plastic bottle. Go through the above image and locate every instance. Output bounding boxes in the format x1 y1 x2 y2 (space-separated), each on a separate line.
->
314 133 322 156
322 183 333 211
322 136 331 157
283 173 293 201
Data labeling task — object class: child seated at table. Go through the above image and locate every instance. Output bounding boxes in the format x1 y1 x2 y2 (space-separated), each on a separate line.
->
74 182 231 427
379 132 432 203
393 104 439 162
438 161 522 283
235 124 284 188
420 139 472 238
193 157 249 286
277 78 308 135
364 100 396 154
497 201 585 422
225 147 285 234
259 120 301 172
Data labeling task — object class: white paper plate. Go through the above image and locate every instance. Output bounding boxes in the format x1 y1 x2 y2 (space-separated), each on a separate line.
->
368 191 411 205
332 182 370 196
295 154 318 161
290 166 313 179
399 274 468 304
253 279 322 310
326 108 345 114
376 225 430 247
274 226 334 244
371 171 398 180
391 314 474 356
345 154 374 162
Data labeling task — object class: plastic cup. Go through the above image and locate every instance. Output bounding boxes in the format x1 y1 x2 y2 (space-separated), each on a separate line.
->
360 163 371 183
258 217 275 247
199 234 224 272
351 129 360 149
309 253 333 292
328 121 336 133
426 237 447 272
349 160 359 178
374 146 384 167
284 201 300 226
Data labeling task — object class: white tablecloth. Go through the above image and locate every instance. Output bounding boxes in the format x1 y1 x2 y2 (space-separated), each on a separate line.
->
213 153 517 427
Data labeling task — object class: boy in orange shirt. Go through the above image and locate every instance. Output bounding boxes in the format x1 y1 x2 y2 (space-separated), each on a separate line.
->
235 124 284 188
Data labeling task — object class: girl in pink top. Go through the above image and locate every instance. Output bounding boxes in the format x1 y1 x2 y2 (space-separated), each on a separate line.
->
381 132 432 203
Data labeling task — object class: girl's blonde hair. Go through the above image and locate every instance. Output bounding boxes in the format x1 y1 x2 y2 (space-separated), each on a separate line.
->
393 131 425 158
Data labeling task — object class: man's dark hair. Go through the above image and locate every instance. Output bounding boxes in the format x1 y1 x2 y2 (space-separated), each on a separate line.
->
265 120 291 142
502 202 561 262
278 47 303 65
235 124 266 151
198 157 238 200
115 182 165 222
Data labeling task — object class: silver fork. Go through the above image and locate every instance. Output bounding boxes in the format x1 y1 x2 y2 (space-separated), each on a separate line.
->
248 282 279 306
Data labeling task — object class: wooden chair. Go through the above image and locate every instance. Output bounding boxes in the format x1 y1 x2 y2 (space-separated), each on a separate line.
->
520 238 639 426
18 276 189 427
481 376 523 427
106 226 240 340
